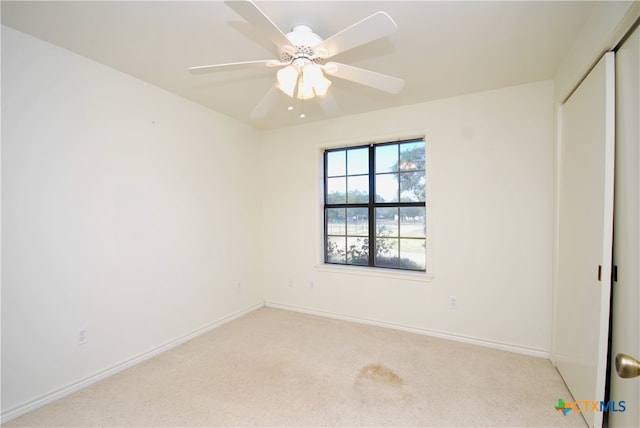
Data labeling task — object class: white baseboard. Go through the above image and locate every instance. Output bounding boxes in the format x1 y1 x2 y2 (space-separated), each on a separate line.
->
265 301 551 359
1 302 264 424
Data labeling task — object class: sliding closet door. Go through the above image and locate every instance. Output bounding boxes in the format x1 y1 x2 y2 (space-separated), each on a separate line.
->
610 24 640 428
553 52 615 428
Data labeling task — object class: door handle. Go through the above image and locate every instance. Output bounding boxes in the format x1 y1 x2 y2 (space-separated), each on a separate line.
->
615 353 640 378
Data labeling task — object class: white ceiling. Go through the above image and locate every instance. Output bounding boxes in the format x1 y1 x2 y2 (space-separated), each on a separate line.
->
2 1 595 130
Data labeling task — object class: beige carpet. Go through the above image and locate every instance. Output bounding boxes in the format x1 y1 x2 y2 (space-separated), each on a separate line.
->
6 307 586 427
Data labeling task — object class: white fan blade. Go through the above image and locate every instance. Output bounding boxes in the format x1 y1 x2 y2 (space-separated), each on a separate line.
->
250 84 281 120
313 11 397 59
225 0 292 49
188 59 287 75
318 92 340 117
324 62 404 94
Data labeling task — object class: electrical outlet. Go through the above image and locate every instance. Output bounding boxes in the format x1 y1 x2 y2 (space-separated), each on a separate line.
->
449 296 458 309
236 281 241 293
77 327 88 345
288 279 293 287
309 280 315 289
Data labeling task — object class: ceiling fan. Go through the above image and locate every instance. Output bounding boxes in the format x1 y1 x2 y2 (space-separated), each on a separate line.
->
188 0 405 120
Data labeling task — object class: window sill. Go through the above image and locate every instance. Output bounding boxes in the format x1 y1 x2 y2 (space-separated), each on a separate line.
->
313 264 434 282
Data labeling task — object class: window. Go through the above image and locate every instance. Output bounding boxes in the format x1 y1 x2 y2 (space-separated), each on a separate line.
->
324 138 427 271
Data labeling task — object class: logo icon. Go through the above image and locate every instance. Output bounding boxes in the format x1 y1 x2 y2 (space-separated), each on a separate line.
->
555 398 572 415
554 398 626 415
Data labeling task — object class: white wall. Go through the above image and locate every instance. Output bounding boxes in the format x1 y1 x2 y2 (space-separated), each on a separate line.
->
260 80 555 355
1 26 263 417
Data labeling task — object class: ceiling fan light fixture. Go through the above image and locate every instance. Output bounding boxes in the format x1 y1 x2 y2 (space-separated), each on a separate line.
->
301 63 332 98
277 62 332 100
297 81 318 100
276 65 299 97
322 62 339 75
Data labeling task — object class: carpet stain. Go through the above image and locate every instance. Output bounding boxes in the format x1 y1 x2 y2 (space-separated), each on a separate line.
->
357 364 403 385
353 364 406 406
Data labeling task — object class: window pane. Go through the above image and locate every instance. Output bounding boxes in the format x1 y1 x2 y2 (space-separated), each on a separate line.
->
375 238 399 267
375 144 398 173
376 207 398 237
326 177 346 204
347 147 369 175
399 171 426 202
326 208 346 235
399 142 426 171
347 208 368 237
326 150 346 177
325 139 426 272
400 238 426 270
400 207 426 237
347 175 369 203
347 237 368 265
327 236 346 263
375 174 399 202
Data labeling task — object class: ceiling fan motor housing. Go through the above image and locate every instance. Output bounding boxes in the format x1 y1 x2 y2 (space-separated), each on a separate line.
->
279 25 325 63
